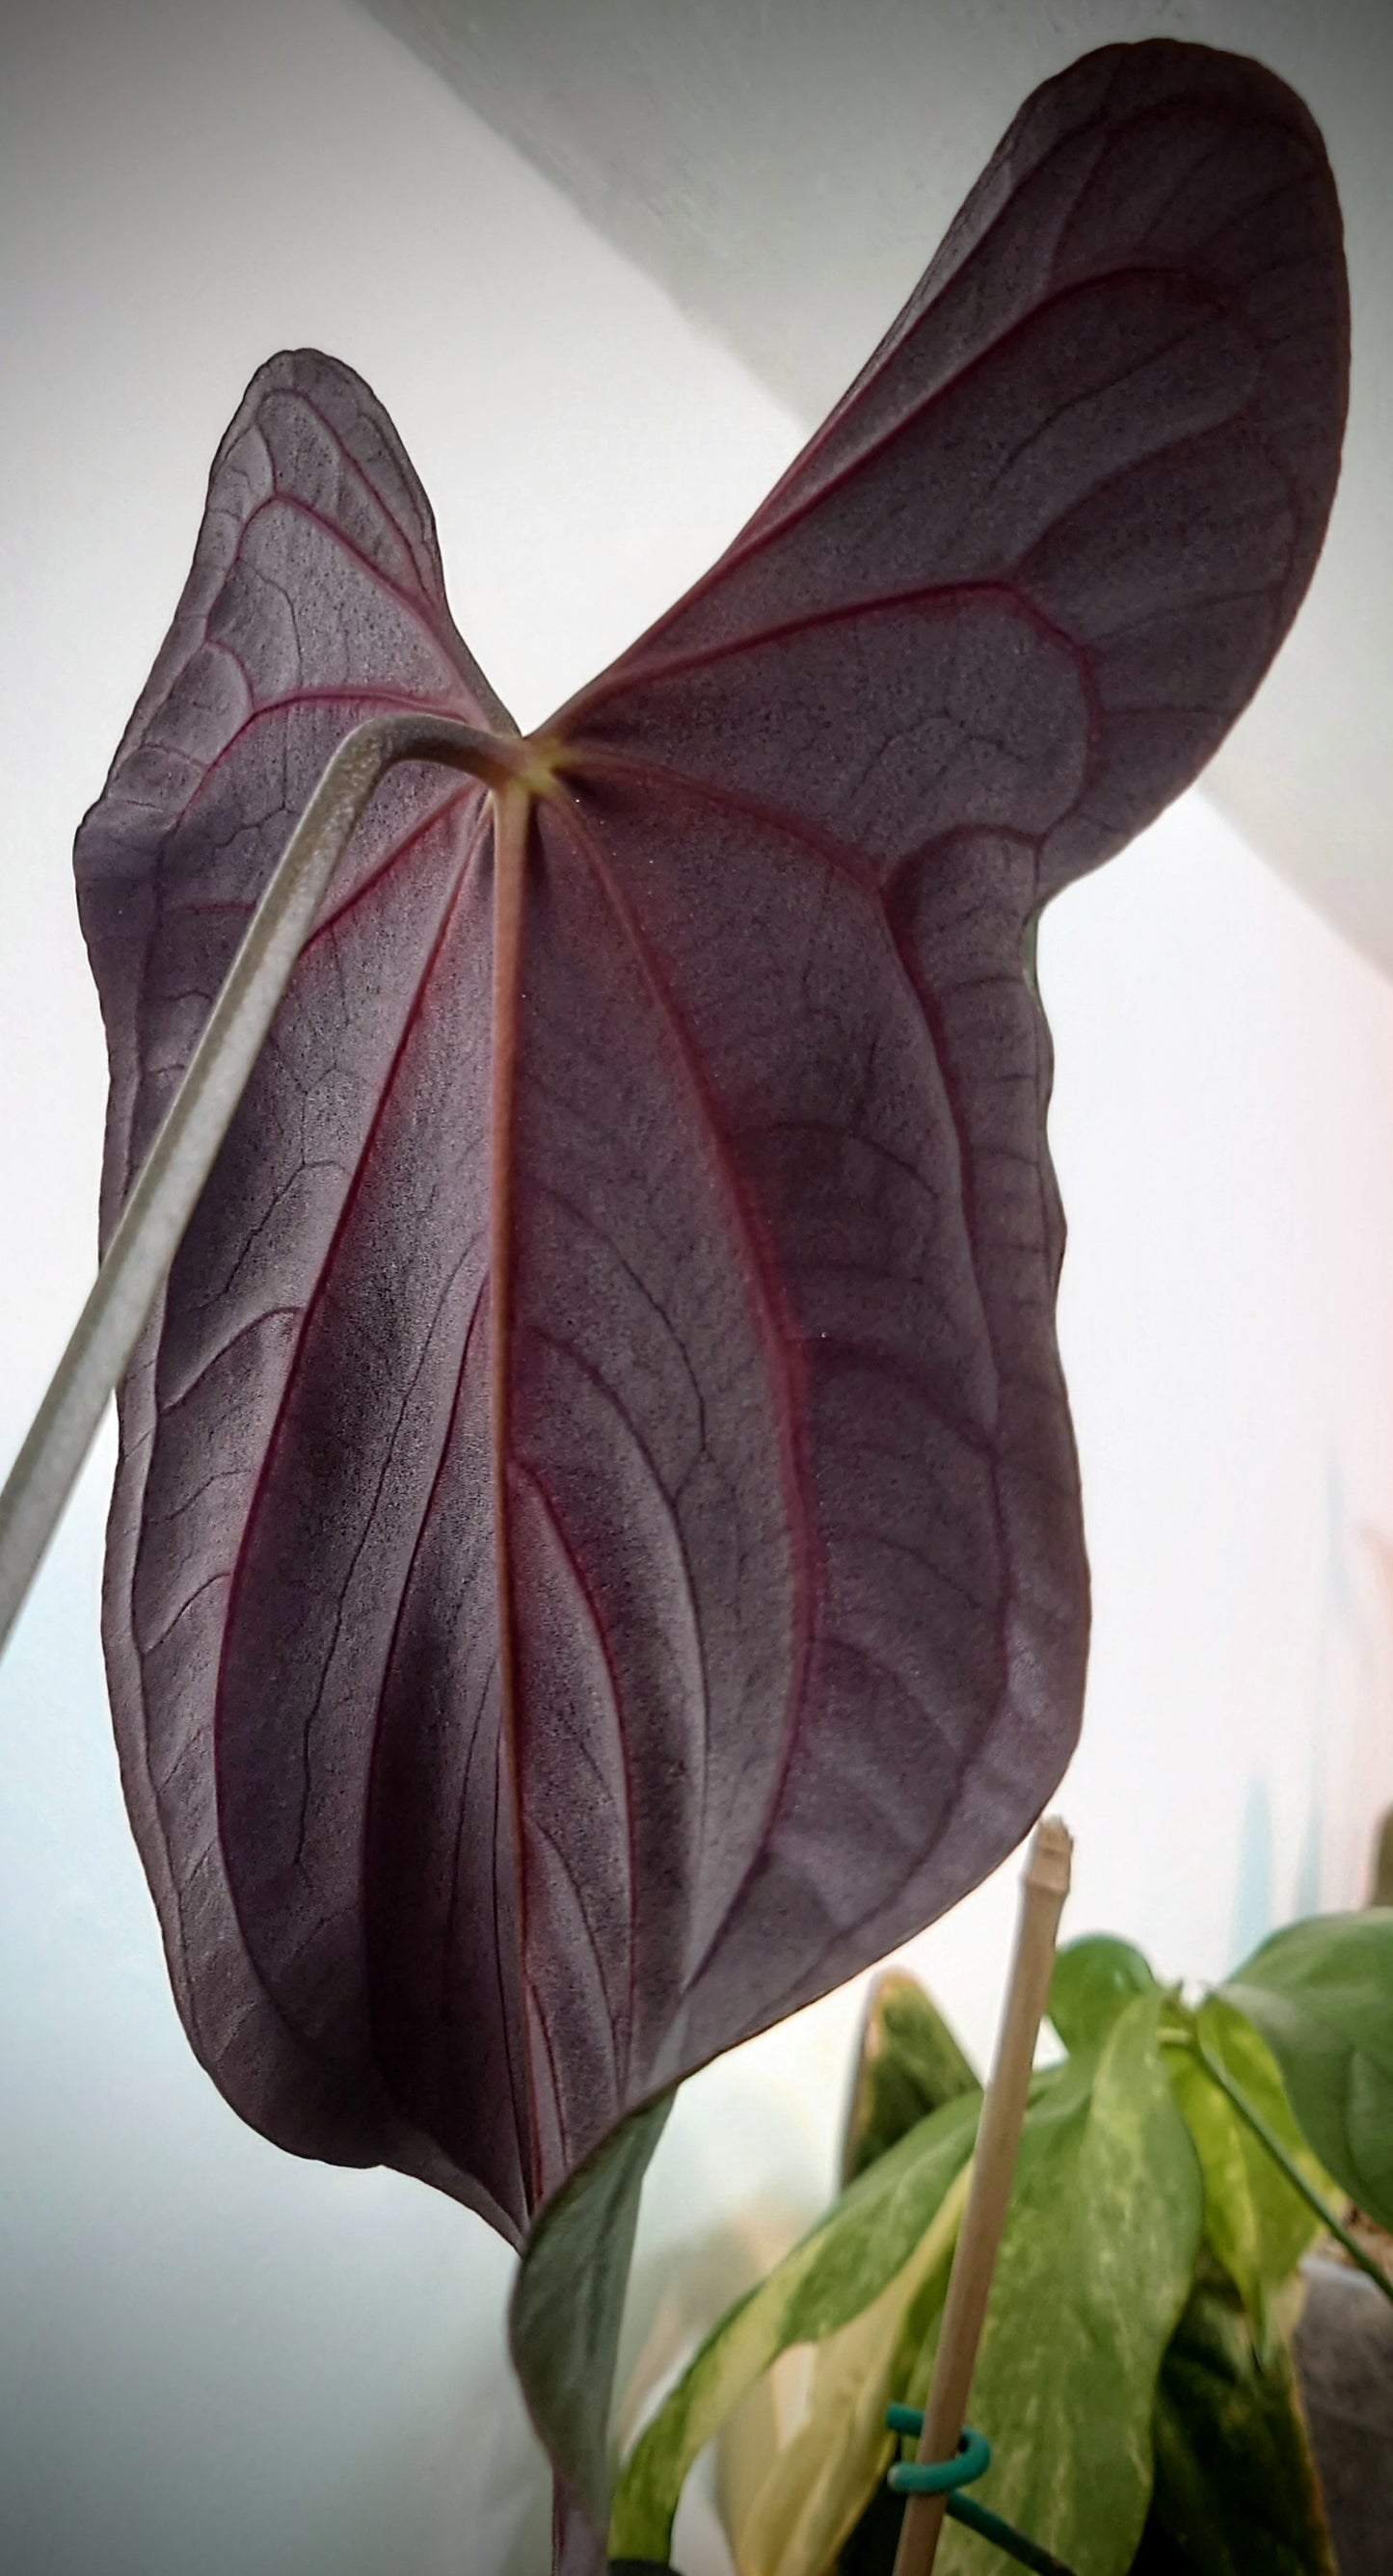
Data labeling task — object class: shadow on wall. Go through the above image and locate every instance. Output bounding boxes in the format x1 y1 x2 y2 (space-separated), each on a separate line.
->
1229 1776 1274 1970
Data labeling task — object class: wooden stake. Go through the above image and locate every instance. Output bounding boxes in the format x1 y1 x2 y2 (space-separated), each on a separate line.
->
890 1817 1073 2576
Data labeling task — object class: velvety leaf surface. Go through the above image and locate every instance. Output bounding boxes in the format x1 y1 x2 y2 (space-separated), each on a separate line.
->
841 1969 980 2183
73 16 1348 2342
1222 1911 1393 2231
1133 2259 1335 2576
75 357 523 2221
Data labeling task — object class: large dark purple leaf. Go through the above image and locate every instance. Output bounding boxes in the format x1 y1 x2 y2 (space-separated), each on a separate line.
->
74 38 1346 2284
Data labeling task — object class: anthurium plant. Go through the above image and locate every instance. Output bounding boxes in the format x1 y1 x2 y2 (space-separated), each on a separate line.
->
0 36 1351 2575
615 1909 1393 2576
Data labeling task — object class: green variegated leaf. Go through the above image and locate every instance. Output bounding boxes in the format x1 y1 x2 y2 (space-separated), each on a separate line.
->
608 2089 979 2562
510 2091 672 2530
1049 1935 1159 2055
1165 1998 1327 2335
1222 1911 1393 2229
925 1995 1201 2576
1132 2259 1335 2574
721 2163 970 2576
841 1971 980 2184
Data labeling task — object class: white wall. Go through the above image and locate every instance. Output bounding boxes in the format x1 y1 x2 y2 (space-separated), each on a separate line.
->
365 0 1393 979
3 6 1392 2574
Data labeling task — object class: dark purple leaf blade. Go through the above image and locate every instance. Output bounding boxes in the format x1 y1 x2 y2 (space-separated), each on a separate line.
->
77 359 527 2232
73 33 1347 2297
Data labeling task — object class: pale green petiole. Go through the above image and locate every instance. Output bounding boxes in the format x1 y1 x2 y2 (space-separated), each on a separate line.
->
1167 2028 1393 2308
0 711 530 1662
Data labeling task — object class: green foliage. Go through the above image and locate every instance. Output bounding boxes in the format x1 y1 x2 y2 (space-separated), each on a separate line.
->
927 1996 1201 2576
1165 1997 1327 2338
608 2087 979 2561
842 1970 980 2183
1222 1909 1393 2230
723 2161 971 2576
1132 2258 1335 2574
609 1913 1393 2576
1049 1936 1159 2054
509 2090 672 2526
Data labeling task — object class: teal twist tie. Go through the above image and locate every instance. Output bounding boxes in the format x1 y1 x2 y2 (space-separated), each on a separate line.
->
883 2405 1080 2576
885 2407 991 2495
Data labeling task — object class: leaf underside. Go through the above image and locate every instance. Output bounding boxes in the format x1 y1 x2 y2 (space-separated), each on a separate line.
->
74 31 1347 2317
609 2087 979 2561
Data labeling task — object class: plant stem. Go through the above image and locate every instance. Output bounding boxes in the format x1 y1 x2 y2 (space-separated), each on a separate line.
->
1186 2034 1393 2309
0 713 532 1662
946 2490 1077 2575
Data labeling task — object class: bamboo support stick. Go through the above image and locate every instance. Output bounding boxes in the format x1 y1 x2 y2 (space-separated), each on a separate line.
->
890 1816 1073 2576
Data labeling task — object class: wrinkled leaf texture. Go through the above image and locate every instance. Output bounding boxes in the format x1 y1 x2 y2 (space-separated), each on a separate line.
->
75 40 1346 2272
